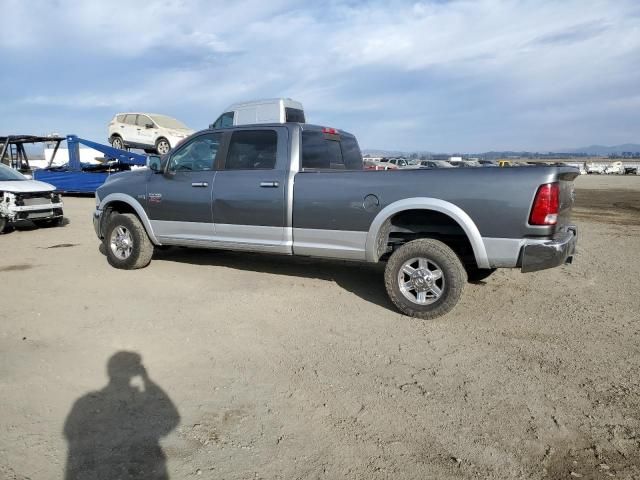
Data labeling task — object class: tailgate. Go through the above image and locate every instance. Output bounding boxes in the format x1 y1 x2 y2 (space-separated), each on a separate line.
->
556 168 579 230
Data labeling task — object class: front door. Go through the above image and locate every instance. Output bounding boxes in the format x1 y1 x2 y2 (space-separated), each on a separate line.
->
211 127 288 251
146 132 222 242
135 114 155 149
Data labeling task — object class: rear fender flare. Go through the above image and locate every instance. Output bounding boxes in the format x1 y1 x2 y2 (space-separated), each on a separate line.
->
365 197 490 268
99 193 160 245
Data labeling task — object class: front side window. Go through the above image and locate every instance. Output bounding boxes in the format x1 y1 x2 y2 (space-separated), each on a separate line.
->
136 115 153 127
214 112 234 129
167 133 221 172
285 107 305 123
224 130 277 170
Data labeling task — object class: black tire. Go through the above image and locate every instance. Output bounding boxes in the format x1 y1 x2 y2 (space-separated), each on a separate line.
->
110 135 125 150
103 213 154 269
155 137 171 155
465 265 496 282
384 238 466 319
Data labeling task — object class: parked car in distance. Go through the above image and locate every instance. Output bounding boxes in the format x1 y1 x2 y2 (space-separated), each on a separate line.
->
211 98 305 129
418 160 455 169
624 166 638 175
585 162 605 174
108 113 194 155
478 160 498 167
380 158 418 169
93 121 579 320
452 160 481 168
0 163 63 233
604 161 624 175
364 159 397 170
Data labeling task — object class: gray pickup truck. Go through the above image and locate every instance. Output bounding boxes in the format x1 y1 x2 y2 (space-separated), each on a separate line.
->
93 123 578 319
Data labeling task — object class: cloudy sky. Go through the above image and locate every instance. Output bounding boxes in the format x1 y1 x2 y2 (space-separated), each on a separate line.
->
1 0 638 152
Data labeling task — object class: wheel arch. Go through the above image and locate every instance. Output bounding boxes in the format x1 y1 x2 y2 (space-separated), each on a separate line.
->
365 198 490 269
99 193 160 245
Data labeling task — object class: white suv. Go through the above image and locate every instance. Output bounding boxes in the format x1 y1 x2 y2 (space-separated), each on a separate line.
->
108 113 194 155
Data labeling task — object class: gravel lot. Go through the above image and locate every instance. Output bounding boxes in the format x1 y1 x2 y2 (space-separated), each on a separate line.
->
1 174 639 479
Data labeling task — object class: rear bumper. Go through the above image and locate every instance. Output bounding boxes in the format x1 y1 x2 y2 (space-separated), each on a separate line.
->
521 225 577 273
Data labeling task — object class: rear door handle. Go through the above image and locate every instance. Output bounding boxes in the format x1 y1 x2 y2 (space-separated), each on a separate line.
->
260 181 279 188
191 182 209 187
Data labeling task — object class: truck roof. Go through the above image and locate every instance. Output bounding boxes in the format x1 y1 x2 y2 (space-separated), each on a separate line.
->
207 122 356 138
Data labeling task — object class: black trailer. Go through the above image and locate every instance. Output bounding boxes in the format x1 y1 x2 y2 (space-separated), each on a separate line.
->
0 135 65 174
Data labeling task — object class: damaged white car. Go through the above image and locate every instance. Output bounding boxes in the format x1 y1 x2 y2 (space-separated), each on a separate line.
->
0 163 64 233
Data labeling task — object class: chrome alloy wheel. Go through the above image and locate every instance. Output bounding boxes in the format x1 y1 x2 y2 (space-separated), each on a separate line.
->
110 226 134 260
157 139 170 154
397 257 445 305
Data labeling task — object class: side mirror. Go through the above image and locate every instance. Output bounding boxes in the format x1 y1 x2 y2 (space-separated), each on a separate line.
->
145 123 154 129
147 155 162 172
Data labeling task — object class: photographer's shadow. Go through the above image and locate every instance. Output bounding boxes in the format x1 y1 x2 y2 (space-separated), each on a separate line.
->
63 351 180 480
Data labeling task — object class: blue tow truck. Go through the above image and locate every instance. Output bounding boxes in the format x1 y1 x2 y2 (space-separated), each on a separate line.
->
32 135 150 193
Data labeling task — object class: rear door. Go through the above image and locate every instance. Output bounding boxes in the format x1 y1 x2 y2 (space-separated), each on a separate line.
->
211 127 289 251
120 114 138 145
292 128 369 259
146 132 222 241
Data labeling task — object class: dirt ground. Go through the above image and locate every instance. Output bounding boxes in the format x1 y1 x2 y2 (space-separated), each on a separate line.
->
1 174 639 479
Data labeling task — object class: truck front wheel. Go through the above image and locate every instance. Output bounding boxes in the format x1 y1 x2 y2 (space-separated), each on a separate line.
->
384 239 466 319
104 213 154 269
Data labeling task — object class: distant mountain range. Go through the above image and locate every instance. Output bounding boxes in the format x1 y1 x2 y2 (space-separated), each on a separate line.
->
561 144 640 155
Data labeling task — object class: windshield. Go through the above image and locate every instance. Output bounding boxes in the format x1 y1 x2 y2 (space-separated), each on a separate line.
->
0 163 26 181
150 115 189 130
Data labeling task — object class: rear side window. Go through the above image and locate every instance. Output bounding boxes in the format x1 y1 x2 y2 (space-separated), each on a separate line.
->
340 136 363 169
285 107 305 123
116 114 125 123
225 130 278 170
301 130 363 170
123 114 137 125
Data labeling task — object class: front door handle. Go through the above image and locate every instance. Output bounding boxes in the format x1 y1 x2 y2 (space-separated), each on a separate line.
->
191 182 209 187
260 181 279 188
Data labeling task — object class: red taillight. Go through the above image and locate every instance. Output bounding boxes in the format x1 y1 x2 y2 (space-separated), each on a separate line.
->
322 127 338 135
529 182 559 225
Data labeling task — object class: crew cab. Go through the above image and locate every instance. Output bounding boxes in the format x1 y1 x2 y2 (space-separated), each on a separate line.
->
93 123 578 319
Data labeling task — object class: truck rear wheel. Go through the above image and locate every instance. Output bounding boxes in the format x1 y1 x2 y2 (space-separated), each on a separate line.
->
384 239 466 319
104 213 154 269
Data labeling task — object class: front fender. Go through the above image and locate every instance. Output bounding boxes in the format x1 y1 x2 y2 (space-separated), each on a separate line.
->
98 193 160 245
